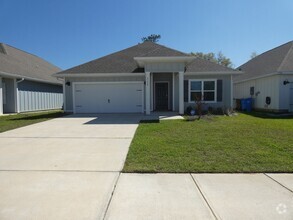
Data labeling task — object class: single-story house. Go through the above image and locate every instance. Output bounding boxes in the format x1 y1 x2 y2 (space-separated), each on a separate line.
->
54 42 240 115
0 43 63 115
234 41 293 112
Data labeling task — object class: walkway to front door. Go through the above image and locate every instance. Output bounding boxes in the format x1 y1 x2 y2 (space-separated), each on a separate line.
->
154 82 169 111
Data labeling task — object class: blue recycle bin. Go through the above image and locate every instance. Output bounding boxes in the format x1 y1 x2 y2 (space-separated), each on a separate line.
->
241 98 252 112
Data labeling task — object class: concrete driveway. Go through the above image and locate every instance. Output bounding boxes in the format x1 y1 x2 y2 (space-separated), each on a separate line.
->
0 114 140 220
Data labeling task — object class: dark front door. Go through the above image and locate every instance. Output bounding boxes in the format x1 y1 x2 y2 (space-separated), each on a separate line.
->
155 82 169 110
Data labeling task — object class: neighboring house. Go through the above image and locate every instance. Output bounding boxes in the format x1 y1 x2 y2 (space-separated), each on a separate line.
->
0 43 63 115
54 42 240 115
234 41 293 113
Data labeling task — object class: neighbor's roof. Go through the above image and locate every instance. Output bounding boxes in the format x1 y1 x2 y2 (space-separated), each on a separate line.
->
235 41 293 82
0 43 62 84
57 41 235 75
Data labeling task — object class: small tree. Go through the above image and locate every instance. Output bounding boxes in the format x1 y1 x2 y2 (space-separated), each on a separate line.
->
141 34 161 43
191 51 233 68
194 94 204 120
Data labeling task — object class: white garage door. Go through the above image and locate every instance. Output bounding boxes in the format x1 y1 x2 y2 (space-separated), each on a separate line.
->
73 82 144 113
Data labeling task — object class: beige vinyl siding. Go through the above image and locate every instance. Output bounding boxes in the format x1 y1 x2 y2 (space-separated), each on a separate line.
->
234 75 280 111
278 75 293 111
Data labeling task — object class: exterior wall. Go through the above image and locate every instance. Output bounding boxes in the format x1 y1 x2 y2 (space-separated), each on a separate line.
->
65 75 145 112
2 78 16 113
234 75 281 111
17 80 63 112
278 75 293 112
0 77 2 114
152 73 173 110
184 74 232 111
65 73 233 114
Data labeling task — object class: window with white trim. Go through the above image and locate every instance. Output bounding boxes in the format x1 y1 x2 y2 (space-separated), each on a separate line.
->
189 80 216 102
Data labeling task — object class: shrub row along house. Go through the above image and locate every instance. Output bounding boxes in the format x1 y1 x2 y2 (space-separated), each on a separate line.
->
234 41 293 113
0 43 63 115
54 42 240 114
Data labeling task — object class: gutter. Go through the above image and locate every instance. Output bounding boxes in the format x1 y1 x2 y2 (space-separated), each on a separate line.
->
54 71 242 77
0 71 62 85
53 73 146 77
234 71 293 84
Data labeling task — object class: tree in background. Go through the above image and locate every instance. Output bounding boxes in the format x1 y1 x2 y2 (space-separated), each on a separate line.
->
191 51 233 68
250 51 258 59
141 34 161 43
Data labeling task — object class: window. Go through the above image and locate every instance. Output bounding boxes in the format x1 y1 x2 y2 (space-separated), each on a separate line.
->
189 80 216 102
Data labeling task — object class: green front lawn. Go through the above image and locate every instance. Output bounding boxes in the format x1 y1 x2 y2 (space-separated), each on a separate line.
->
0 110 66 133
123 113 293 173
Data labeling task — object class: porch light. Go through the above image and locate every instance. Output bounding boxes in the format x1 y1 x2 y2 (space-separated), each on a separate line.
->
283 80 291 85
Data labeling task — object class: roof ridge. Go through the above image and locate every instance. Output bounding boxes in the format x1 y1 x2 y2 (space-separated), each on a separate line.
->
138 41 189 57
277 41 293 72
156 42 190 56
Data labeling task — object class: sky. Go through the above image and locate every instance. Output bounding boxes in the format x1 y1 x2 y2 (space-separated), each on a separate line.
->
0 0 292 69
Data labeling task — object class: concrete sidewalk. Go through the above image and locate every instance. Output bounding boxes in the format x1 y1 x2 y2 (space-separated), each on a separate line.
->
105 173 293 220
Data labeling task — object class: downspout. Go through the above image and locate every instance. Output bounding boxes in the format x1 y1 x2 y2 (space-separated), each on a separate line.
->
15 78 24 113
16 78 24 84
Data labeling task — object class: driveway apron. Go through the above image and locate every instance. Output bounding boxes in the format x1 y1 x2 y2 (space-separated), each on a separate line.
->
0 114 140 220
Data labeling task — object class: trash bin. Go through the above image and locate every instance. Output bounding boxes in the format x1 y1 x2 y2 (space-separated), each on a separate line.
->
245 98 252 112
241 99 246 111
241 98 252 112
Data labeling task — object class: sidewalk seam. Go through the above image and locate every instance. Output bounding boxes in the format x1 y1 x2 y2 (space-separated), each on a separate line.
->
264 173 293 194
102 172 121 220
190 174 219 220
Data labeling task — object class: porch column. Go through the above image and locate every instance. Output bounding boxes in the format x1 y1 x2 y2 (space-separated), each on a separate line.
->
178 71 184 114
145 72 151 115
0 77 3 115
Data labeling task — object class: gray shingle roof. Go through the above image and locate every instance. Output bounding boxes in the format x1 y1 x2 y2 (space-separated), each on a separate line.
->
0 43 62 84
57 42 234 74
235 41 293 82
186 57 236 72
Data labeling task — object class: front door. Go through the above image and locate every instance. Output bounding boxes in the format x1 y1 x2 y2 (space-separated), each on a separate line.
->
155 82 169 110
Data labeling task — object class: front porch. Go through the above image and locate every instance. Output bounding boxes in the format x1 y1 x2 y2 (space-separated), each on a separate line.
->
134 56 194 115
145 71 184 115
149 72 183 112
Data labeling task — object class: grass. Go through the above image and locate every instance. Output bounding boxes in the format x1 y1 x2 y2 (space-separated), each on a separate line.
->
0 110 66 133
123 113 293 173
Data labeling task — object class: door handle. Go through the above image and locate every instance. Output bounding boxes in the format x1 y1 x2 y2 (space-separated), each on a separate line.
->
108 99 110 103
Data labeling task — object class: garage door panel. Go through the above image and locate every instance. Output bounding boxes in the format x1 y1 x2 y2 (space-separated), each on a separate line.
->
74 83 143 113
